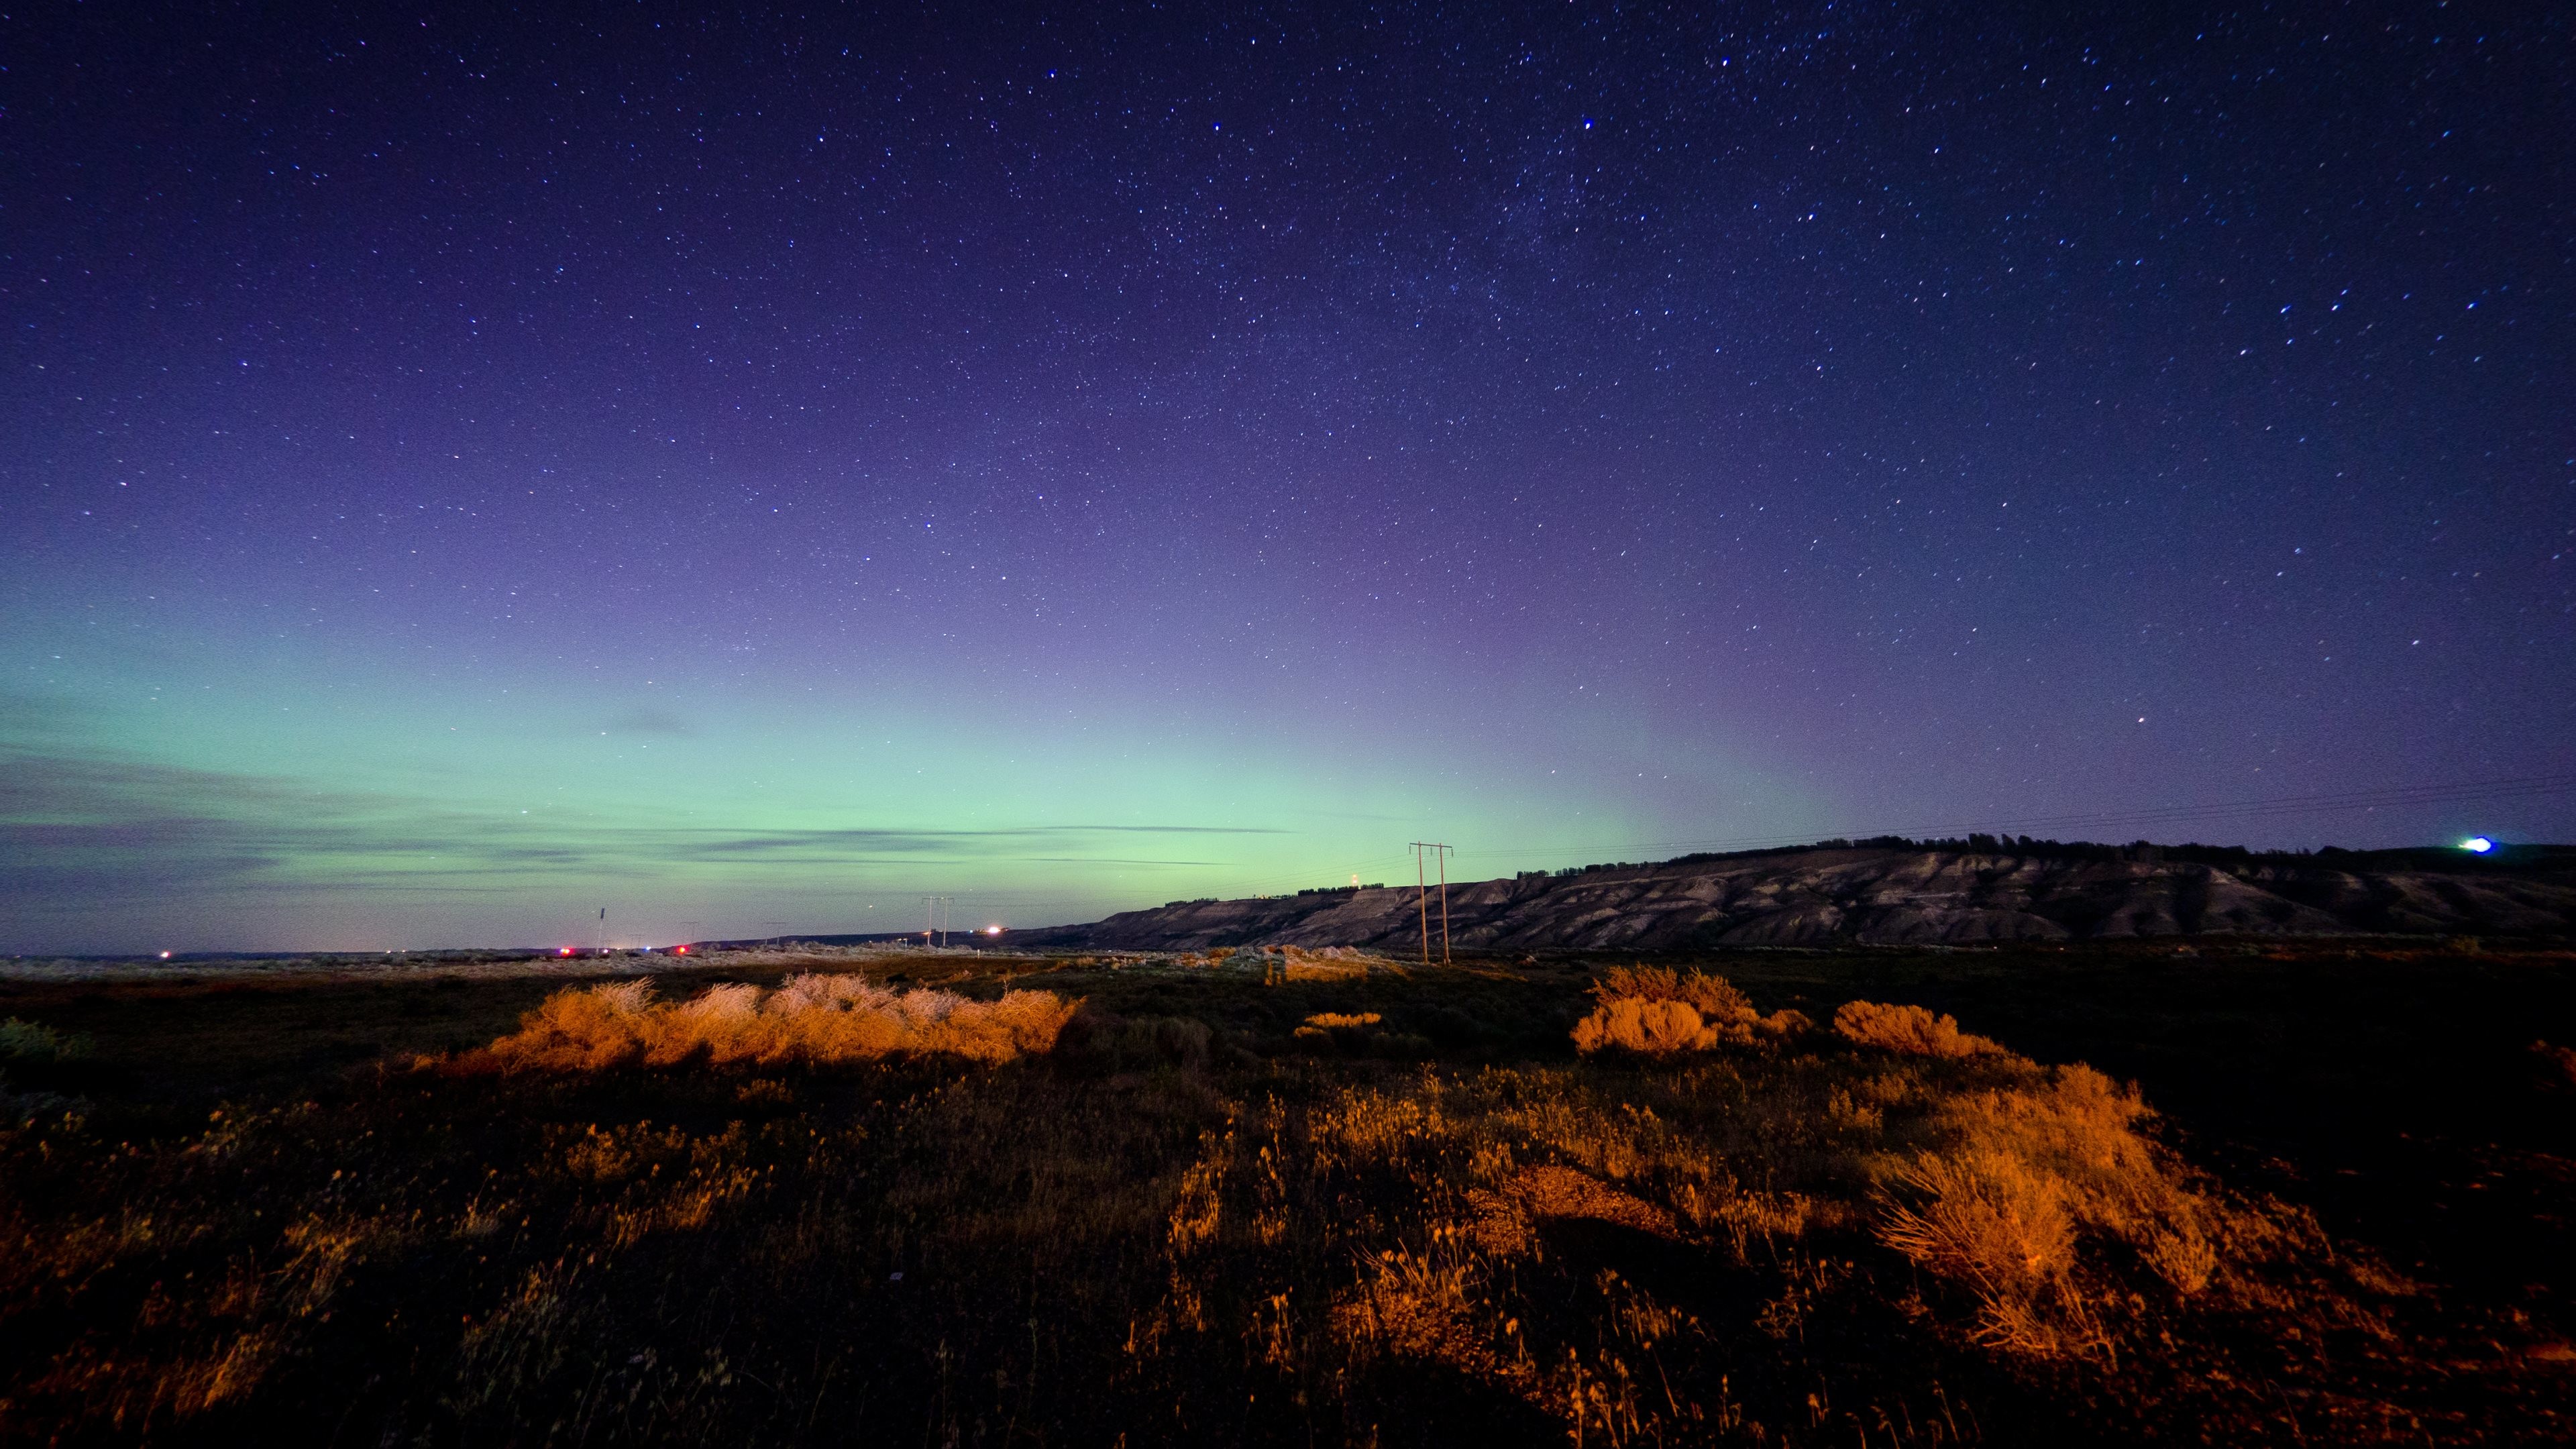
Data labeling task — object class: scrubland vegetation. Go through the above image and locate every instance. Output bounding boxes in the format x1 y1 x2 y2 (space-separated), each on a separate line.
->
466 976 1079 1071
1 944 2570 1444
1570 965 1810 1053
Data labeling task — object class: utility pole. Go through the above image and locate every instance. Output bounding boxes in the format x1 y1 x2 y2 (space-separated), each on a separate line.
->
1409 843 1454 965
920 895 955 947
1437 845 1452 963
1421 845 1442 959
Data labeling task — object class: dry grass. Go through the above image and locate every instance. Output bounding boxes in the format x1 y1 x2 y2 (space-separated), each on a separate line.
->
460 975 1079 1070
1804 998 2329 1360
0 958 2535 1446
1875 1063 2231 1356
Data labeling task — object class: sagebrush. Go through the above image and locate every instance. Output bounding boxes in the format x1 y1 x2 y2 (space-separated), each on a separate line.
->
1834 998 2004 1059
461 975 1079 1069
1572 965 1809 1054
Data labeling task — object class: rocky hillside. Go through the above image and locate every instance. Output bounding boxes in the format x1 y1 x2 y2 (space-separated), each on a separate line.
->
1014 846 2576 951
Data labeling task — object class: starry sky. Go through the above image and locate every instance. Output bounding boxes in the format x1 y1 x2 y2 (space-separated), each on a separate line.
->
5 2 2571 953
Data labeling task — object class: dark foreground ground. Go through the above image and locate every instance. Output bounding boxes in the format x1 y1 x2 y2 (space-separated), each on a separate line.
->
2 938 2573 1444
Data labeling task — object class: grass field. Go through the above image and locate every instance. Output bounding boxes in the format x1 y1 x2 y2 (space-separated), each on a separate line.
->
3 940 2572 1445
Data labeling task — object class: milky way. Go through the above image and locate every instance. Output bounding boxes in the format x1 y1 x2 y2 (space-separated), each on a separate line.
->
4 3 2569 951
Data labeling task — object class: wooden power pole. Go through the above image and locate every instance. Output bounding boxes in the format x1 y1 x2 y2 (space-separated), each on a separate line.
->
1409 842 1454 965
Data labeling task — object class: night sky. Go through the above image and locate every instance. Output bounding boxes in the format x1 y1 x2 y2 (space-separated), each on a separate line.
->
5 3 2570 953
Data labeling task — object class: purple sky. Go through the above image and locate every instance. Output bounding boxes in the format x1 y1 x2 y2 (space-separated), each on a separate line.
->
4 2 2571 951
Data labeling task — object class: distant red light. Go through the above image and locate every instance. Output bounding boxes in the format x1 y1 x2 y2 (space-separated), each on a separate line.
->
557 947 573 956
675 945 689 954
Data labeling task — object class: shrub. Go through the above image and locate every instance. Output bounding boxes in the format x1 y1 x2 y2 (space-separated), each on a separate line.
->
1879 1146 2082 1350
0 1018 90 1065
469 976 1078 1071
1570 967 1808 1055
1878 1055 2269 1359
1571 997 1714 1055
2532 1040 2576 1093
1273 945 1375 981
1052 1010 1213 1073
1832 999 2002 1059
1589 964 1750 1019
1294 1010 1427 1057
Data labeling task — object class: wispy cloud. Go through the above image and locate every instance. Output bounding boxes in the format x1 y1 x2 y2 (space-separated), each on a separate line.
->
676 824 1284 858
0 742 1293 929
603 708 697 737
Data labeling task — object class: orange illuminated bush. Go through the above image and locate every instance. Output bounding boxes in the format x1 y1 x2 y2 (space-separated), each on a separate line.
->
1873 1045 2275 1359
1570 965 1807 1054
1592 963 1752 1018
1833 998 2003 1059
1568 986 2273 1362
470 975 1078 1071
1570 996 1717 1055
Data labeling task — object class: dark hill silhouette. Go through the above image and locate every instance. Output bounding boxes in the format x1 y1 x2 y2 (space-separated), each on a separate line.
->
1012 842 2576 951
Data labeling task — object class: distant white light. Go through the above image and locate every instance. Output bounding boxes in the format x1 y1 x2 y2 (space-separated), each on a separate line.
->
985 925 1003 936
2462 837 2495 854
159 950 172 959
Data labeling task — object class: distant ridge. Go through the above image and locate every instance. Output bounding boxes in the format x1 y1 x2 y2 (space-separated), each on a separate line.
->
1011 842 2576 951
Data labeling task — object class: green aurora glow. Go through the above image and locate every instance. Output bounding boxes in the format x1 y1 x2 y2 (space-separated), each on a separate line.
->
5 610 1804 952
